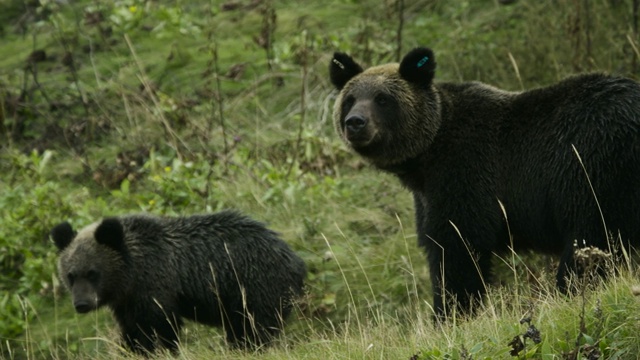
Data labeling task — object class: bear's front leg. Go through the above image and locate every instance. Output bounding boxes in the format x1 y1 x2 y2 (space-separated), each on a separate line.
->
422 214 498 319
426 243 491 318
114 304 183 354
224 311 271 349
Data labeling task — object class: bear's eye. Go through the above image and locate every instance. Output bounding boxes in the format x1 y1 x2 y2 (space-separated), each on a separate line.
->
374 93 392 107
342 95 355 112
86 270 100 283
67 273 75 285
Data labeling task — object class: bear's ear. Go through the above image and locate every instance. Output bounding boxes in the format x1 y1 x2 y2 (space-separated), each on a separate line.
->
330 52 363 90
51 222 76 251
95 217 127 253
399 47 436 87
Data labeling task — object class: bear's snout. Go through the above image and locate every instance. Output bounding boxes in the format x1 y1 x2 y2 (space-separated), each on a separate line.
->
345 115 367 133
343 100 377 146
70 279 98 313
343 114 373 145
343 113 376 146
74 300 93 313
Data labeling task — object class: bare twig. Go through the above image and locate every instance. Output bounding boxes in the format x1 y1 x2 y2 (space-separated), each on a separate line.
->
286 32 308 178
27 34 54 111
395 0 405 62
570 0 582 71
258 0 277 73
211 41 229 158
633 0 639 73
52 19 90 118
584 0 591 67
124 34 190 159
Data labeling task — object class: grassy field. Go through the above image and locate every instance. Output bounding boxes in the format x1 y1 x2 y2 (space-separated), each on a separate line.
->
2 0 640 358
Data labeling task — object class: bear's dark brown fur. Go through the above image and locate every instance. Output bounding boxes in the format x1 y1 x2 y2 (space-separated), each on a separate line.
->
330 47 640 317
51 211 306 354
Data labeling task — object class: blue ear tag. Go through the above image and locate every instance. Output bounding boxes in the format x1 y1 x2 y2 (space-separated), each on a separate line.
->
416 56 429 68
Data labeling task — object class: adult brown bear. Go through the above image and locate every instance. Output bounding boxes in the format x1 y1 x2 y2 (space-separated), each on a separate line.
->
330 47 640 318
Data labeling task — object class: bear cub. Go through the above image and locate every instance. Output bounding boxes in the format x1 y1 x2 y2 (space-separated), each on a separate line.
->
330 47 640 318
51 211 306 354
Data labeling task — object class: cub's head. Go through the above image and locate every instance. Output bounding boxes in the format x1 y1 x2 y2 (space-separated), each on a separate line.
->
330 47 441 168
51 218 130 313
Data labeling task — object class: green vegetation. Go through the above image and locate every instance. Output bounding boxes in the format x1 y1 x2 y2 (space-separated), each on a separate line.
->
1 0 639 358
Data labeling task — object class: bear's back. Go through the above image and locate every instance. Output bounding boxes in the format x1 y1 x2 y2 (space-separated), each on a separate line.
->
497 74 640 252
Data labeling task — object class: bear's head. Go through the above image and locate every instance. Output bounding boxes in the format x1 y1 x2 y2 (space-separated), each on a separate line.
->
51 218 131 313
330 47 442 168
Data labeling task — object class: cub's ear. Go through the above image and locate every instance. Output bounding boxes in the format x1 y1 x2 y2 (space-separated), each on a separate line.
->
330 52 363 90
95 217 126 253
51 222 76 251
399 47 436 87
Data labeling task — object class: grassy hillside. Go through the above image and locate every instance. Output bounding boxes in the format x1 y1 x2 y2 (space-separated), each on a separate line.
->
1 0 640 358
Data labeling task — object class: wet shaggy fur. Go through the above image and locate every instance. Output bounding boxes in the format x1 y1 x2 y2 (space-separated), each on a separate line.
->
330 47 640 318
51 211 306 354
